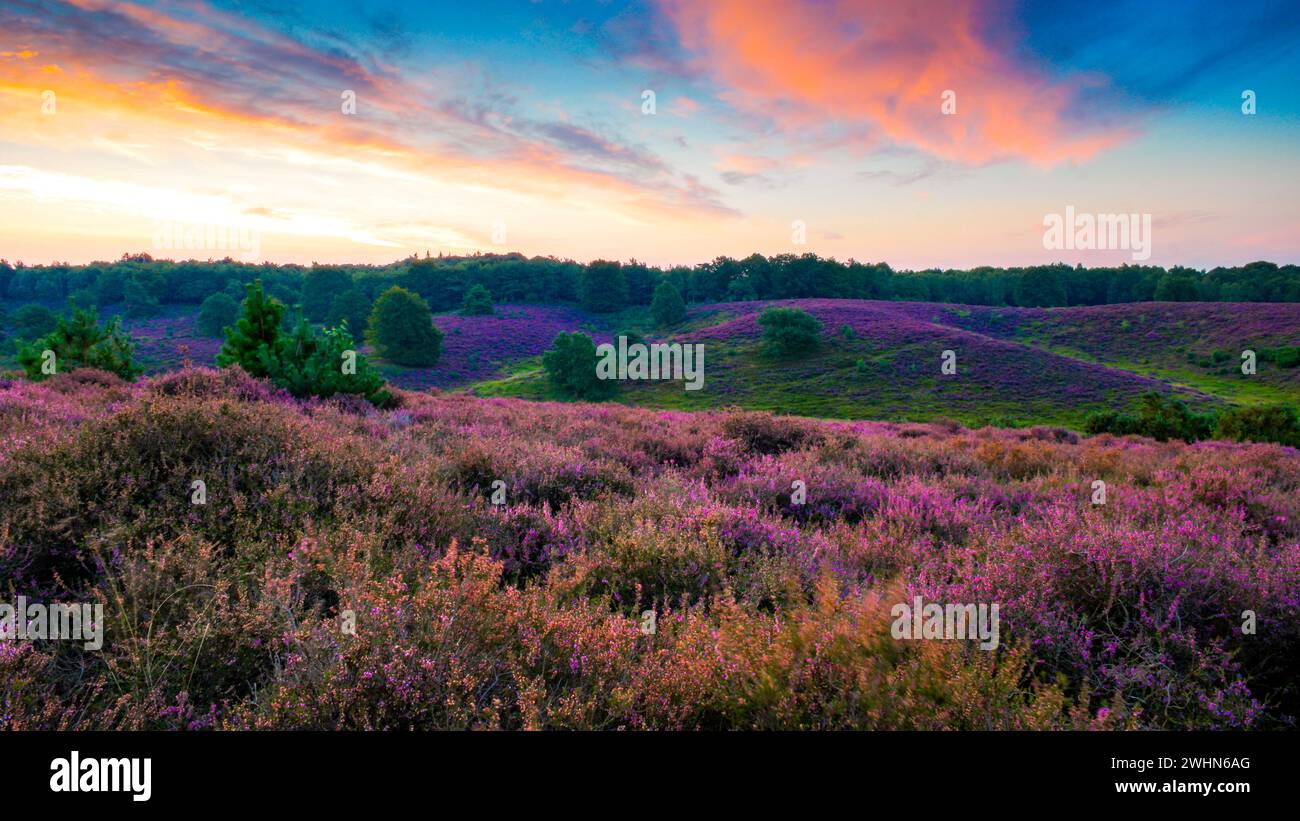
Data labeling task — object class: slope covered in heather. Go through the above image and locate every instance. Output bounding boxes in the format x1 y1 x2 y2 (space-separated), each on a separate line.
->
1 367 1296 729
476 299 1300 427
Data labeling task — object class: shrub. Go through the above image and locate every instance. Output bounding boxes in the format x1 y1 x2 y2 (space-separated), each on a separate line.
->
196 292 240 337
758 306 822 356
217 280 390 405
272 318 392 407
722 410 823 455
459 283 494 316
1215 404 1300 447
1085 392 1215 443
366 286 443 367
542 331 616 400
18 308 140 382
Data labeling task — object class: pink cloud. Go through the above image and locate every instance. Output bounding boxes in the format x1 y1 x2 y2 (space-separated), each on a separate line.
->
658 0 1134 167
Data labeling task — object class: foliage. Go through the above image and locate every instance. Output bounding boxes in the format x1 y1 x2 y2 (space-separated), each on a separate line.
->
214 280 389 405
758 306 822 356
578 259 627 313
328 288 373 337
1014 266 1068 307
366 286 444 367
1085 392 1216 442
271 317 392 407
1215 404 1300 447
301 266 354 322
216 280 285 379
17 307 141 381
460 283 494 316
197 292 241 338
0 377 1294 729
10 303 58 342
542 331 616 400
650 280 687 327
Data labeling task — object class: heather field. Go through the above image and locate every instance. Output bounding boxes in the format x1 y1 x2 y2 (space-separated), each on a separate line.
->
11 297 1289 428
476 299 1300 426
1 366 1296 730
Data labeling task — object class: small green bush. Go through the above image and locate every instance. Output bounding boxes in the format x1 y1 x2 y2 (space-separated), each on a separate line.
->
758 307 822 356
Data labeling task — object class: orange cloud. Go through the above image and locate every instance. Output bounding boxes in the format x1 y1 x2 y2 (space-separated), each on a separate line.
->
660 0 1134 167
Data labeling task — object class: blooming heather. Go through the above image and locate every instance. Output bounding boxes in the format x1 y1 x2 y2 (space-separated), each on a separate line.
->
0 367 1295 730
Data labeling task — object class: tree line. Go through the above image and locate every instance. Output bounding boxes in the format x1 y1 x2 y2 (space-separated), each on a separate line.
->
2 254 1298 323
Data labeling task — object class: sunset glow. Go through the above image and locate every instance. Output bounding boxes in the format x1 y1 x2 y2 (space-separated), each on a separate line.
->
1 0 1297 268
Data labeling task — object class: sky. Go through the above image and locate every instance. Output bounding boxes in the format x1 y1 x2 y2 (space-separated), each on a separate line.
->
0 0 1297 270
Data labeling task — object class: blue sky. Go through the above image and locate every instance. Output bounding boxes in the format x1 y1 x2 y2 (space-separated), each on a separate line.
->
0 0 1296 268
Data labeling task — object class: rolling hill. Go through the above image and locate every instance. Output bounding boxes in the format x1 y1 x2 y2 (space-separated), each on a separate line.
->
472 299 1300 428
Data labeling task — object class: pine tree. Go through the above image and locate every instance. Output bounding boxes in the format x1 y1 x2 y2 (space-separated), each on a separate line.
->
18 307 140 381
217 279 285 378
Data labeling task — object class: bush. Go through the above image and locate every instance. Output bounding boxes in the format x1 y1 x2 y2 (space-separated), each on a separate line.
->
542 331 616 401
197 292 240 337
459 283 494 316
1085 392 1215 443
1259 345 1300 369
272 318 392 407
217 280 390 405
1215 404 1300 447
18 308 140 382
758 307 822 356
650 280 686 327
366 286 443 367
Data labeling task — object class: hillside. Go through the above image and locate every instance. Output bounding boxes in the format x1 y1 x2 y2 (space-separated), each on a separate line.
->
473 299 1300 427
1 367 1296 729
6 297 1296 429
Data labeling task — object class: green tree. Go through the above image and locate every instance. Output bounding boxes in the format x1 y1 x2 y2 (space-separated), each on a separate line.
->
18 308 140 381
217 280 285 378
460 283 494 316
650 280 687 327
197 292 241 337
366 286 443 367
542 331 616 400
328 288 374 337
1014 267 1068 307
1155 273 1200 302
123 277 161 318
758 306 822 356
301 266 354 322
10 304 57 342
271 316 391 406
578 260 627 313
